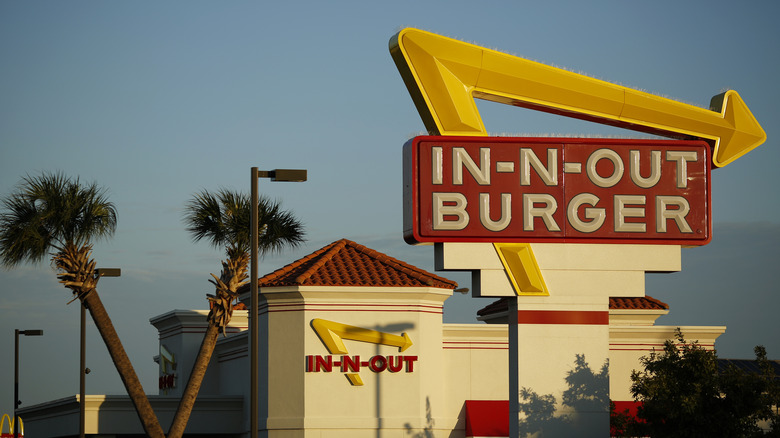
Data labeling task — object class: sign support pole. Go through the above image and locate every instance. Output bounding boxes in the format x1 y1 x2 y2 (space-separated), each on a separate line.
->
250 167 259 438
508 297 519 438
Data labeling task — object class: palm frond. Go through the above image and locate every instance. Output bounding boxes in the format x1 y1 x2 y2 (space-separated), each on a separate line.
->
258 198 305 254
0 171 116 266
183 188 304 258
183 190 227 247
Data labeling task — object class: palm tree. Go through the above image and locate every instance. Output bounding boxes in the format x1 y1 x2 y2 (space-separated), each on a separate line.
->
0 172 165 438
168 189 305 438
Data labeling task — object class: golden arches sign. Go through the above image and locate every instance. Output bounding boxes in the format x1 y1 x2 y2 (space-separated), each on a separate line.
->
0 414 23 437
390 28 760 296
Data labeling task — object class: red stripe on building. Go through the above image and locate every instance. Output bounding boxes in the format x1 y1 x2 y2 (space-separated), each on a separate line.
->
517 310 609 325
257 303 443 315
260 307 443 316
257 304 443 316
442 341 509 350
263 302 443 311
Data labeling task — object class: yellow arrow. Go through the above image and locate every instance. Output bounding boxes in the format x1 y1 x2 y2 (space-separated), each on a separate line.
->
390 28 766 167
494 243 549 296
311 319 413 355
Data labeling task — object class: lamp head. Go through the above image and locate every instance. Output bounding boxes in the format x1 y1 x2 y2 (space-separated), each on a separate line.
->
21 329 43 336
257 169 307 182
95 268 121 277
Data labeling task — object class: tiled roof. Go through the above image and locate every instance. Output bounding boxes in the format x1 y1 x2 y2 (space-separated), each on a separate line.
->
475 298 502 317
252 239 458 289
718 359 780 381
476 298 508 317
609 296 669 310
477 295 669 317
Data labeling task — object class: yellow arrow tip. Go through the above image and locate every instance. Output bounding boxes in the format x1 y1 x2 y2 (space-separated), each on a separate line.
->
400 333 413 352
494 243 549 296
710 90 767 167
346 373 364 386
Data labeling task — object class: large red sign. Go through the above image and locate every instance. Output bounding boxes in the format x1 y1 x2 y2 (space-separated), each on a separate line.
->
403 136 711 245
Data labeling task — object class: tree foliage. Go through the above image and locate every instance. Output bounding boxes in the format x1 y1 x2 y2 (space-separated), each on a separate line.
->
0 171 116 266
0 172 165 438
167 188 305 438
623 328 779 437
183 188 304 258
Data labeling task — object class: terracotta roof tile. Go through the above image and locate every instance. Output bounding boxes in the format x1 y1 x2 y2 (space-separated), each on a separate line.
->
477 295 669 317
609 296 669 310
252 239 458 289
476 298 510 317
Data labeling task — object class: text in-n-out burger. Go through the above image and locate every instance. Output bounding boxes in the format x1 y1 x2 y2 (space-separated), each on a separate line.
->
403 136 711 245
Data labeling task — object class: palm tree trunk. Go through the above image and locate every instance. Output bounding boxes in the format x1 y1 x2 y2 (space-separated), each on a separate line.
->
167 322 220 438
82 290 166 438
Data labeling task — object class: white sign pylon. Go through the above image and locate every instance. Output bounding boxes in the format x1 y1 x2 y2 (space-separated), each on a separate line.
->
437 242 681 435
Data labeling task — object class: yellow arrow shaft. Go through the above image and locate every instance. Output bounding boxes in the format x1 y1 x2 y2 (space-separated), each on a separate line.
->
477 51 625 127
435 40 730 142
333 323 408 349
392 28 765 167
311 319 412 354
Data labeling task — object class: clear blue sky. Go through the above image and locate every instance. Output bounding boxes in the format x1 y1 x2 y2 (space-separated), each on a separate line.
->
1 1 778 417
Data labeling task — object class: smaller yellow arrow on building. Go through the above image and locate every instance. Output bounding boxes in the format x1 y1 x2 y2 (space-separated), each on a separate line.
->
311 319 413 386
494 243 549 296
389 28 766 167
311 319 413 355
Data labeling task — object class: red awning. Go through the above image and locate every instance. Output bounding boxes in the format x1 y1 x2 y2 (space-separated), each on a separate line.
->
465 400 509 438
465 399 642 437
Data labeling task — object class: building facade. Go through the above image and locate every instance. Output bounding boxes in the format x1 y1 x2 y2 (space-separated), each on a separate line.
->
19 239 725 437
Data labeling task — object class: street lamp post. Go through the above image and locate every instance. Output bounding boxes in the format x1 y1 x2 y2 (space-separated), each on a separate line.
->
250 168 306 438
14 329 43 438
78 269 121 438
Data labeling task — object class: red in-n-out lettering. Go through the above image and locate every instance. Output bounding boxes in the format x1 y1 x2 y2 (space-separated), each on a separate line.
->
306 355 418 373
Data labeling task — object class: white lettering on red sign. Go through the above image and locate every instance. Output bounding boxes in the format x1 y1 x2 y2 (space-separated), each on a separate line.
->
403 136 710 245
